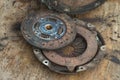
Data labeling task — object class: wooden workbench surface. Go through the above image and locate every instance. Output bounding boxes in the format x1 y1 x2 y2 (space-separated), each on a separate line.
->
0 0 120 80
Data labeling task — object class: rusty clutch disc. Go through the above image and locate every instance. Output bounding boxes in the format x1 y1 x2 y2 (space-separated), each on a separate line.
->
42 0 105 14
21 11 76 50
33 19 106 74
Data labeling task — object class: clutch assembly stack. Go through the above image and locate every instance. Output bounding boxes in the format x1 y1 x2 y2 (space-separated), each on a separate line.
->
21 0 106 74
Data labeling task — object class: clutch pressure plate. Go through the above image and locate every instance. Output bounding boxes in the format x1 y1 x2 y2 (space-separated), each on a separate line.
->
42 0 105 14
21 11 106 74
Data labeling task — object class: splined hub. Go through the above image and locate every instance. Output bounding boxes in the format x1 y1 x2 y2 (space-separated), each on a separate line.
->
33 19 106 74
33 16 66 41
42 0 105 14
21 11 76 50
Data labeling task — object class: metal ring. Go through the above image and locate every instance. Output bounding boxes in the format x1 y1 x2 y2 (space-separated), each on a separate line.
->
43 0 106 14
43 26 98 69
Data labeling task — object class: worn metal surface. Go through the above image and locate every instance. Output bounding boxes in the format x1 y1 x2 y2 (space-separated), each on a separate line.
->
32 15 66 41
33 20 105 74
42 0 105 14
43 26 98 67
21 11 76 50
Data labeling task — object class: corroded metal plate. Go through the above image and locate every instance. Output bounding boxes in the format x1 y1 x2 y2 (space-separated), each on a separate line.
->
21 11 76 50
33 19 106 74
43 26 98 71
42 0 105 14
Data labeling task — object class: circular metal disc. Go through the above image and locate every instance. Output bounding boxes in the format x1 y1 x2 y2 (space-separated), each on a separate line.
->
43 26 98 69
42 0 105 14
21 11 76 50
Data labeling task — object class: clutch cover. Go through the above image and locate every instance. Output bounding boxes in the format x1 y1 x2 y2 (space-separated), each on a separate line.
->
21 11 76 50
42 0 105 14
33 19 106 74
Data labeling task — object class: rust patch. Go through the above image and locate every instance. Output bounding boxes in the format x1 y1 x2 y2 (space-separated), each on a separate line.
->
21 11 76 50
43 26 98 67
55 35 87 57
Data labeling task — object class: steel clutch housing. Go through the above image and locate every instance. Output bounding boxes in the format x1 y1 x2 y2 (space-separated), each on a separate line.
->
31 18 106 74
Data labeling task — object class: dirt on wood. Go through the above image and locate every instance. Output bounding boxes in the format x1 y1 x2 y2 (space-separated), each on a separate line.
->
0 0 120 80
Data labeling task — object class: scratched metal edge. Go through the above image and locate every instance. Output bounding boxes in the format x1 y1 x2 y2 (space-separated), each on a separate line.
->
42 0 106 14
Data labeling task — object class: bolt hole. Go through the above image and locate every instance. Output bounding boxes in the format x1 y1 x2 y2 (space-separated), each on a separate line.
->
101 45 106 51
34 49 40 54
80 67 83 69
45 24 53 30
87 23 94 28
77 66 86 72
45 61 48 63
35 49 39 52
43 60 49 66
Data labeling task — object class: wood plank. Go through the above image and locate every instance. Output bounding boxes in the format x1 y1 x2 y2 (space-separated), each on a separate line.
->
0 0 120 80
